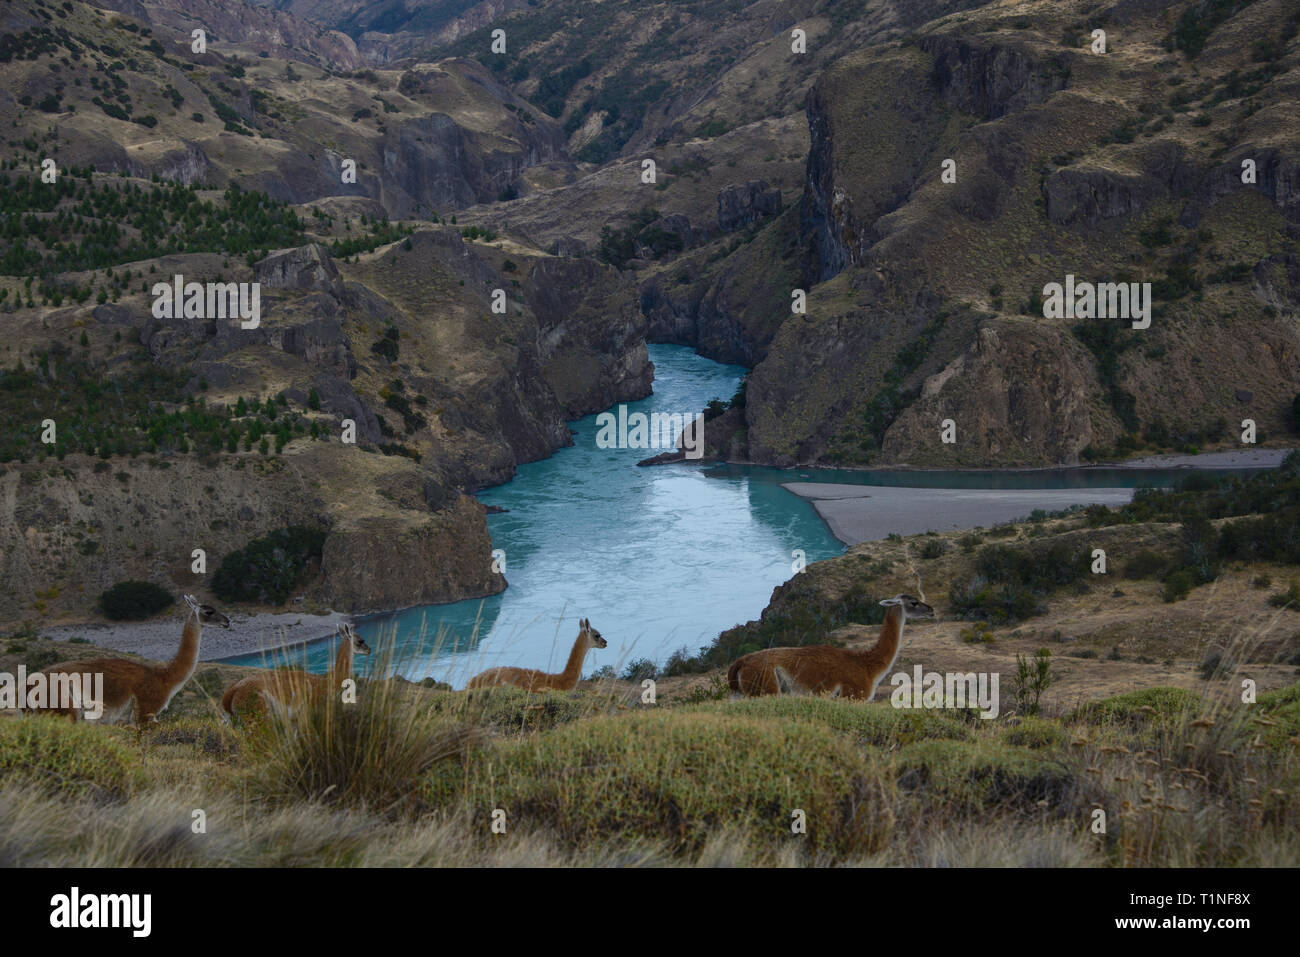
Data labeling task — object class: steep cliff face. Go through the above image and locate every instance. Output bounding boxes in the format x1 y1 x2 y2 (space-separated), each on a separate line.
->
319 492 504 613
638 204 802 367
0 446 504 622
919 34 1070 120
377 83 569 217
735 0 1300 467
880 322 1098 466
339 229 651 486
0 223 649 623
2 5 573 220
523 256 652 418
93 0 366 70
798 47 959 283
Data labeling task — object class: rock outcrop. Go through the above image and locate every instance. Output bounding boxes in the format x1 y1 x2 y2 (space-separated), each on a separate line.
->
717 181 783 232
523 256 653 417
254 244 346 297
319 493 505 613
880 322 1098 466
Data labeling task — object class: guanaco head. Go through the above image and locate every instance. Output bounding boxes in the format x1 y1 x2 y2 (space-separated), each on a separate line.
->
879 594 935 620
340 623 371 656
183 594 231 628
579 617 607 649
200 604 231 629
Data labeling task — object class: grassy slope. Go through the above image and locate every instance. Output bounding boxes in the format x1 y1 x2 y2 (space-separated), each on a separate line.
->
0 666 1296 866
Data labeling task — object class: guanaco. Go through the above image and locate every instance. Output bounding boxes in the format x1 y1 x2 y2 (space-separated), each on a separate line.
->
221 623 371 721
466 618 607 692
727 594 934 700
35 594 228 724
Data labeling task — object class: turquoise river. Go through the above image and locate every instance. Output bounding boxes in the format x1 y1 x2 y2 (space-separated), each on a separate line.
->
224 344 1265 684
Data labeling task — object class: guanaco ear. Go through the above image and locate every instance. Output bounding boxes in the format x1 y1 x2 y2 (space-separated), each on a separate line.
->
878 597 903 607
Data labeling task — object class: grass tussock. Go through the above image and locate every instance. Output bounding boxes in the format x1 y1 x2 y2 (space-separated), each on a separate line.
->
0 719 142 799
247 675 476 817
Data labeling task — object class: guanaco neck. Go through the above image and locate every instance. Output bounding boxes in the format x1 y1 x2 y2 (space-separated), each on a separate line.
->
854 605 905 670
330 636 354 683
557 632 592 684
163 610 202 684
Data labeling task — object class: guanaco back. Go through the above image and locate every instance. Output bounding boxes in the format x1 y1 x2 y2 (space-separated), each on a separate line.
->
221 623 370 721
727 595 934 700
466 618 607 692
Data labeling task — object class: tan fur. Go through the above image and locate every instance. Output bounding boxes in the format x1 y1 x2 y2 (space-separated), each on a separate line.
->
34 598 206 725
467 618 607 692
221 625 369 721
727 595 934 701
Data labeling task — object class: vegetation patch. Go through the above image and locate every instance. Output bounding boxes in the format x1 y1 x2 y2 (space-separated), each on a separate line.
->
99 580 173 621
0 720 141 799
423 708 894 857
211 526 326 606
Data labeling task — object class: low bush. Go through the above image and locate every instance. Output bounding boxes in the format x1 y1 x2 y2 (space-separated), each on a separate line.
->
99 580 173 620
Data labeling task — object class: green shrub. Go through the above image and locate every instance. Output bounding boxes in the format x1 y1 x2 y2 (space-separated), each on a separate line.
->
919 538 949 560
99 580 173 620
250 677 473 814
620 658 658 681
1002 716 1066 750
1124 549 1168 579
212 526 325 605
1198 649 1233 680
1267 581 1300 608
960 621 996 643
1069 687 1201 728
1012 649 1057 716
950 541 1089 623
433 686 602 735
702 697 973 747
1162 569 1194 602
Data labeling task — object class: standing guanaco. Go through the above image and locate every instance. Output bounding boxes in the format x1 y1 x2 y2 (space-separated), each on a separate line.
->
466 618 607 692
220 623 370 721
35 594 228 724
727 594 935 700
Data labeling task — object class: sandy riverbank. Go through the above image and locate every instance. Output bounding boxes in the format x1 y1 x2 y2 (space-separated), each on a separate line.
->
1104 448 1293 469
783 448 1292 547
783 484 1136 547
39 609 354 662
